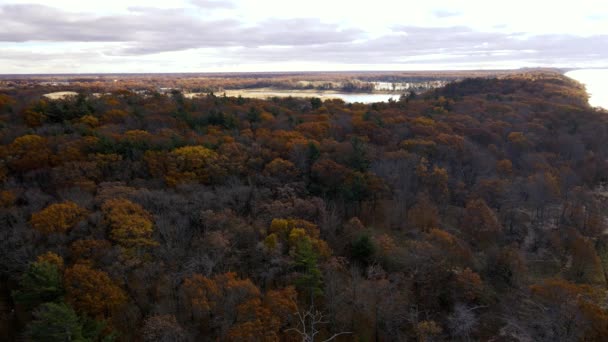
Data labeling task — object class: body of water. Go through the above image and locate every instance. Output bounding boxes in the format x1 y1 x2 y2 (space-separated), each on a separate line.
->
189 90 402 104
331 93 400 103
565 69 608 109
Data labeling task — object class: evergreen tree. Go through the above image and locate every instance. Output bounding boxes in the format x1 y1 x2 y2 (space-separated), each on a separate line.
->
351 234 375 265
13 261 63 307
27 302 84 342
294 239 323 305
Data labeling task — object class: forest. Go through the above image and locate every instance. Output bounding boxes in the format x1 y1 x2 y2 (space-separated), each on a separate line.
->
1 71 608 341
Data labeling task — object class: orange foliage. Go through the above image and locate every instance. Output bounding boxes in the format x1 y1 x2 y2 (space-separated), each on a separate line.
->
0 190 16 207
182 273 297 340
228 287 299 341
64 263 127 318
181 272 265 338
453 268 483 302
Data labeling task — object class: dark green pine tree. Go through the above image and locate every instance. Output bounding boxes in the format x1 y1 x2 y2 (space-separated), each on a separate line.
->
27 302 113 342
351 234 375 266
294 238 323 305
13 261 63 308
27 302 85 342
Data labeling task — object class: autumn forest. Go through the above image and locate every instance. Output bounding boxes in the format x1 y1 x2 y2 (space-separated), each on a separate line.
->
1 71 608 341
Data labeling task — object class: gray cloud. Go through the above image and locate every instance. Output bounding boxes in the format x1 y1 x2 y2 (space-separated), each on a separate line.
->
215 26 608 66
0 4 362 55
0 4 606 70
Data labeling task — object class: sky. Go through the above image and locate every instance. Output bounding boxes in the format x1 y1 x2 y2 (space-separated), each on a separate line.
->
1 0 607 73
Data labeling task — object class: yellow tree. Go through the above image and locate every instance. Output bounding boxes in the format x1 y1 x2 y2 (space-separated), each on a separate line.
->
36 252 64 270
30 201 87 234
102 198 157 248
162 145 220 186
7 134 54 172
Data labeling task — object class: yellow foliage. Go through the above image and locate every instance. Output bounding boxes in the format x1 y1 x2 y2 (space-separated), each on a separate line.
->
30 201 87 234
36 252 64 269
81 136 100 147
260 111 275 122
268 218 331 257
93 153 122 170
0 94 15 108
165 145 218 186
124 129 152 141
288 228 307 247
171 146 216 167
508 131 528 147
11 134 47 151
78 115 99 127
102 109 129 123
264 233 279 250
400 138 437 154
102 198 157 248
263 158 298 178
412 116 437 126
269 218 290 236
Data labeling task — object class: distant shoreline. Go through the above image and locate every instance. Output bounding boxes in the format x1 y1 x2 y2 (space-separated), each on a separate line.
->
565 69 608 109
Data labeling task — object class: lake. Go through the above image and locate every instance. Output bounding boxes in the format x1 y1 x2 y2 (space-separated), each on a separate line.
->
330 93 400 103
187 89 401 104
565 69 608 109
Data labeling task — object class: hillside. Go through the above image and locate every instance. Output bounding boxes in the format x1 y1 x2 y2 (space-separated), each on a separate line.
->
1 72 608 341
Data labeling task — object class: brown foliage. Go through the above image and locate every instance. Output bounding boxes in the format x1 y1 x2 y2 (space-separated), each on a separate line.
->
460 198 502 247
408 193 440 232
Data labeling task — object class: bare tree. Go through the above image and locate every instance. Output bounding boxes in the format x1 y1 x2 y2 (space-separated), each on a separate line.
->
288 305 351 342
448 304 485 341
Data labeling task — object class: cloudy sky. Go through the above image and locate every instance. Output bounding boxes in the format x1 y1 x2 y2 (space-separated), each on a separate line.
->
1 0 607 73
